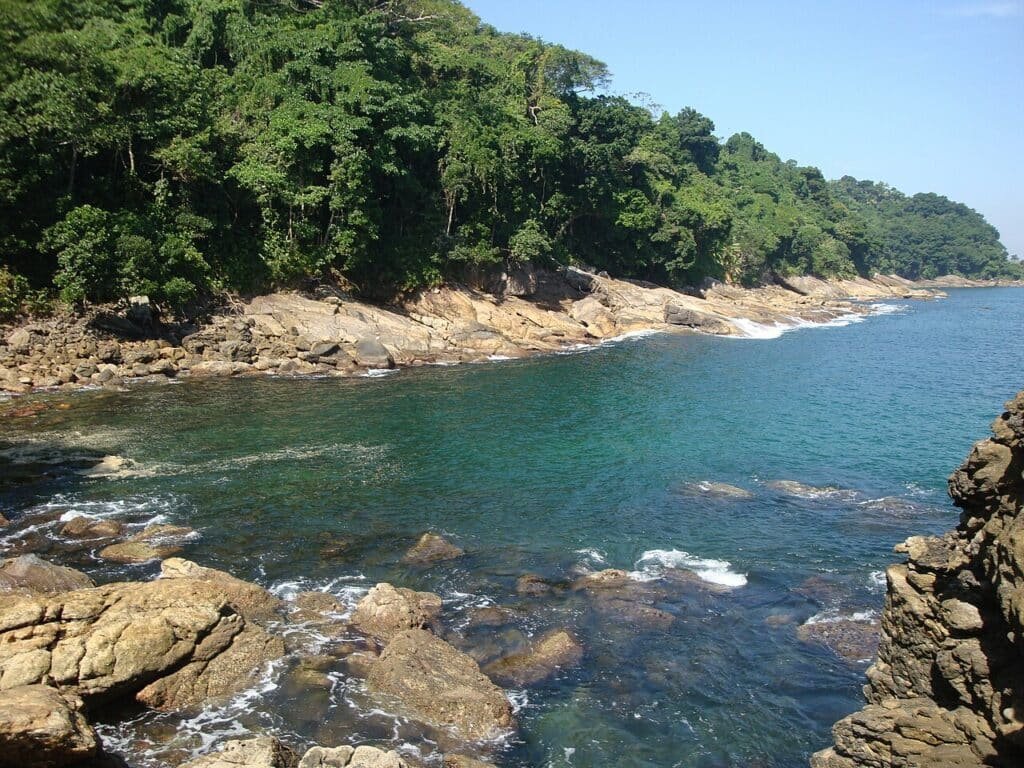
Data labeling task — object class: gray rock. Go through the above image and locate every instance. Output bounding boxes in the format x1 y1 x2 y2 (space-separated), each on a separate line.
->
353 338 393 369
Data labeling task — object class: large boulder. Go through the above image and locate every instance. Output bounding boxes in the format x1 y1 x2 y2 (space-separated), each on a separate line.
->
0 556 94 595
0 684 98 767
179 736 298 768
402 533 464 565
0 577 283 710
365 629 513 741
351 583 442 642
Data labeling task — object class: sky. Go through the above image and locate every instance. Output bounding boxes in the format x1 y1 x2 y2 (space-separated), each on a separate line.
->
464 0 1024 257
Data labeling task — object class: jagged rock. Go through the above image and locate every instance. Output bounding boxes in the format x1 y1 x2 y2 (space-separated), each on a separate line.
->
0 577 282 710
351 583 442 641
299 745 406 768
402 533 464 565
483 629 583 686
180 736 298 768
0 555 94 595
60 517 125 540
812 391 1024 767
365 629 513 741
0 684 98 767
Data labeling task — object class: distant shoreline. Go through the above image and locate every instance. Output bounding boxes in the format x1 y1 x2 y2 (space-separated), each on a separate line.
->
0 270 1019 398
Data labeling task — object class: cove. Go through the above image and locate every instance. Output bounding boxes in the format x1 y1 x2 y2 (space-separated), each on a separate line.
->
2 287 1023 768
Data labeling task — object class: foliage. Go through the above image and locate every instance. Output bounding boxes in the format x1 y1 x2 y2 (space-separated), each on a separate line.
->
0 0 1016 311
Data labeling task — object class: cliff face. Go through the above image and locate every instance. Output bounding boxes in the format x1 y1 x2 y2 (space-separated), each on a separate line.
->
813 392 1024 767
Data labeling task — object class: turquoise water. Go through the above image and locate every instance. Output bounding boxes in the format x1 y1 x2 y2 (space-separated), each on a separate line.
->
2 287 1023 767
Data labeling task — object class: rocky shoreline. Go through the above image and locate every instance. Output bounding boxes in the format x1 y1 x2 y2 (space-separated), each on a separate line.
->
1 267 996 396
813 391 1024 767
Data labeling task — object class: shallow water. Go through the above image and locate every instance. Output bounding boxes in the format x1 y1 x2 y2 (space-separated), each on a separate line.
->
2 287 1023 767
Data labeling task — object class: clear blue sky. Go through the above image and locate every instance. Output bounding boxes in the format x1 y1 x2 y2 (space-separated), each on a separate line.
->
464 0 1024 257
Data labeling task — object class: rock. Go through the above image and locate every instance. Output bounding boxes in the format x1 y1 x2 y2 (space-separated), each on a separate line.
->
0 577 282 709
571 569 631 590
299 745 406 768
60 517 125 540
0 555 95 595
797 618 880 662
353 338 394 369
180 736 298 768
676 481 754 500
351 583 442 642
98 540 181 564
365 629 513 741
442 757 496 768
159 558 282 624
0 684 98 767
0 513 8 527
483 630 583 686
514 574 552 596
813 391 1024 767
402 533 464 565
766 479 855 500
6 328 31 353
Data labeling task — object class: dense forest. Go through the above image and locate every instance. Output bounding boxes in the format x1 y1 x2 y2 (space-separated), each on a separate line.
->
0 0 1019 318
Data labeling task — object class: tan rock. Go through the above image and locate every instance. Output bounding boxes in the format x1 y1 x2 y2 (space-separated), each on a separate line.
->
483 629 583 686
298 745 407 768
0 555 94 595
160 559 282 624
442 756 496 768
351 583 442 641
571 569 631 591
365 629 513 741
98 540 181 563
180 736 298 768
0 684 97 767
402 533 464 565
59 517 125 539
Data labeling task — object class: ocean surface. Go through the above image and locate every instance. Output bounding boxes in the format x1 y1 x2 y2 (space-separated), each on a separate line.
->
2 287 1023 768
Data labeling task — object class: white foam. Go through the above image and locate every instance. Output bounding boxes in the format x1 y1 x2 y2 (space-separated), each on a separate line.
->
600 328 663 344
804 609 878 626
727 312 866 339
631 548 748 587
506 689 530 714
574 547 608 566
487 355 515 361
869 571 886 588
361 368 398 378
869 302 909 315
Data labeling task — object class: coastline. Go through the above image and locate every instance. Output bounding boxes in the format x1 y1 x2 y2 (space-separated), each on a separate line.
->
0 269 1016 397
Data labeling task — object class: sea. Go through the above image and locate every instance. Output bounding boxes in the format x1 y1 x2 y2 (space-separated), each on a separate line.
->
2 286 1022 768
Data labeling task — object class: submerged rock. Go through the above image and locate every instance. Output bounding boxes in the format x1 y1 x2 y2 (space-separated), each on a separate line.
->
0 555 94 595
402 533 464 565
797 618 880 662
483 629 583 686
0 684 98 767
365 629 513 741
180 736 298 768
514 574 553 596
676 481 755 500
766 479 856 500
351 583 441 642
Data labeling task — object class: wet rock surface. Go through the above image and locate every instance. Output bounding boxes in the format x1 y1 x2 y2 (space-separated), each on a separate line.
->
0 684 98 767
812 391 1024 767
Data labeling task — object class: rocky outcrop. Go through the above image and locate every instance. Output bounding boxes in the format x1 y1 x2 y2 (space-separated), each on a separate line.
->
351 583 442 642
298 745 407 768
0 684 98 767
812 391 1024 767
0 573 283 709
365 629 514 741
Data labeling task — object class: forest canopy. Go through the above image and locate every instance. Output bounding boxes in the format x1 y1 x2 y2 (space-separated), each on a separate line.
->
0 0 1019 316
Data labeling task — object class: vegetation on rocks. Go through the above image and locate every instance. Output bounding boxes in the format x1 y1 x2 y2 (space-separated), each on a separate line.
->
0 0 1019 319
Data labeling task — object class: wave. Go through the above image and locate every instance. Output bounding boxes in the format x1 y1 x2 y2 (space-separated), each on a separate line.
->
803 609 878 626
726 313 865 339
574 547 608 567
630 548 748 588
869 302 909 315
360 368 398 378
